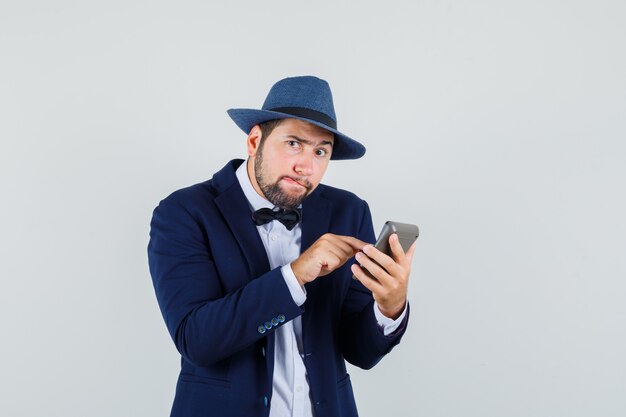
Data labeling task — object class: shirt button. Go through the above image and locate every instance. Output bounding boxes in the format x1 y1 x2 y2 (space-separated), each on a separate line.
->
271 235 277 241
296 385 303 392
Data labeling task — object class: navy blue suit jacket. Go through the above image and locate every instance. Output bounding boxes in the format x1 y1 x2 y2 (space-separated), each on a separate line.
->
147 159 409 417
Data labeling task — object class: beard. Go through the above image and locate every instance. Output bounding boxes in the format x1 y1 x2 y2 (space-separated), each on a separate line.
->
254 148 313 210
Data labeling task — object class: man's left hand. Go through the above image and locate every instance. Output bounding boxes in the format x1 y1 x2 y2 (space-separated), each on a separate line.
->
350 234 416 320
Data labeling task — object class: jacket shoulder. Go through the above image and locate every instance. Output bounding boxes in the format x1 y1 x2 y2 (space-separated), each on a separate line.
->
159 179 217 208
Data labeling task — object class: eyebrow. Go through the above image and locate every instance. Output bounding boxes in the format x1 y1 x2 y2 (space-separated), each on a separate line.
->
286 135 334 148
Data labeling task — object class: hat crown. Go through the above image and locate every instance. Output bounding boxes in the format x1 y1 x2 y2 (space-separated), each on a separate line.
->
261 76 337 122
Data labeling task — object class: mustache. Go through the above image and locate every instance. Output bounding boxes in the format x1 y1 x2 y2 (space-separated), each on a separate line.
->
282 176 312 190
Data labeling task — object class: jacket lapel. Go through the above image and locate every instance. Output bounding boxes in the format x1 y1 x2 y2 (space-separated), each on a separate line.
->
301 186 332 253
213 161 270 284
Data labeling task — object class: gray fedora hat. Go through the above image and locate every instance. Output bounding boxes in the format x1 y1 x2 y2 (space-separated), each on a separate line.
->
227 76 366 160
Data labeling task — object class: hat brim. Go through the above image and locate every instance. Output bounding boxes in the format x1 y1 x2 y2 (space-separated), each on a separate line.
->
227 108 366 160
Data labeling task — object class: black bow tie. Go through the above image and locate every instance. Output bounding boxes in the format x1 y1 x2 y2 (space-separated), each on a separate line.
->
252 207 302 231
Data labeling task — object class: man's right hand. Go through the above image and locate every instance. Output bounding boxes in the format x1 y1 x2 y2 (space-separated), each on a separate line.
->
291 234 368 286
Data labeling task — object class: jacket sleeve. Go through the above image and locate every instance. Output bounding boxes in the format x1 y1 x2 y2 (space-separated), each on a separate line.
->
147 196 303 367
337 200 410 369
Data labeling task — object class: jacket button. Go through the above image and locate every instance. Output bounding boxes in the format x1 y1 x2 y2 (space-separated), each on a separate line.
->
257 325 266 334
264 321 272 330
277 314 286 323
271 317 279 326
263 396 269 407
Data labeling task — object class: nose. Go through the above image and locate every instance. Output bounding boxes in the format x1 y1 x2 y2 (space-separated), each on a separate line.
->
294 152 314 177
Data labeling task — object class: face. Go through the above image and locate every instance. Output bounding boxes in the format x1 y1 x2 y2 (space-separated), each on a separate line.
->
247 118 334 209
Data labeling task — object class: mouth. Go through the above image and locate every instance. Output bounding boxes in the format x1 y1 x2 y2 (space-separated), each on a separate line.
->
281 176 309 190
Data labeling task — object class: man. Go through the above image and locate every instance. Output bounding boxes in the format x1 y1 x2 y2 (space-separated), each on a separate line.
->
148 76 416 417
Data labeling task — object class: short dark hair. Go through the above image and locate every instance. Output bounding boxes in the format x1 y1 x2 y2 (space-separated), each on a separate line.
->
258 119 285 145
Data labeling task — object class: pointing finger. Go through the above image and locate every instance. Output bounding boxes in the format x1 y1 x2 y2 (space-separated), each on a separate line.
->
332 235 368 250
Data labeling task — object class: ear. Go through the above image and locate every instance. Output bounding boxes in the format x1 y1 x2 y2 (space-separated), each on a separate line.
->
246 125 262 157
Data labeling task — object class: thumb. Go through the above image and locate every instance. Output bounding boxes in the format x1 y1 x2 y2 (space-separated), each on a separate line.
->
405 241 417 265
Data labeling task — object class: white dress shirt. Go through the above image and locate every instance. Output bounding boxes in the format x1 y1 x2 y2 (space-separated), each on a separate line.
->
235 161 407 417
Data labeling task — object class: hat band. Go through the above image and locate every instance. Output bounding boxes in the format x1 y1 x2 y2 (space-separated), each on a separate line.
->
269 107 337 130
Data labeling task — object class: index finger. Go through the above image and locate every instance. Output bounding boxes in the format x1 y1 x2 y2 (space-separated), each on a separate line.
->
334 235 370 251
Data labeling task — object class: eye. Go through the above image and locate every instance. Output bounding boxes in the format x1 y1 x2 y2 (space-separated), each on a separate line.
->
316 148 329 157
287 140 301 149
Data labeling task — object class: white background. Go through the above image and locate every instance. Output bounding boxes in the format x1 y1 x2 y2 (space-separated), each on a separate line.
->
1 1 625 416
